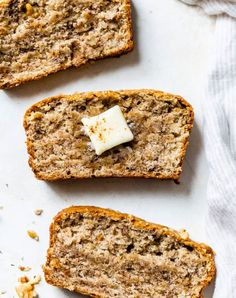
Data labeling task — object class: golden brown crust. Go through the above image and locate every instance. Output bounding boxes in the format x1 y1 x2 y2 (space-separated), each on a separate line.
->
23 89 194 181
1 45 134 90
0 0 134 89
44 206 215 298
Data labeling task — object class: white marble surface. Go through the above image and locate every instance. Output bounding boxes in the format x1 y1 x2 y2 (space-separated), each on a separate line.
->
0 0 216 297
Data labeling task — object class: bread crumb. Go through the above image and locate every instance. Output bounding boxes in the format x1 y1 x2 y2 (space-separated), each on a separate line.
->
15 275 41 298
0 291 6 295
27 230 39 241
18 266 31 272
19 276 29 283
179 229 189 240
34 209 43 216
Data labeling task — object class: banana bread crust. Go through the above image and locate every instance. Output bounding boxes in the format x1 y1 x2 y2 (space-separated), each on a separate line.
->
44 206 215 298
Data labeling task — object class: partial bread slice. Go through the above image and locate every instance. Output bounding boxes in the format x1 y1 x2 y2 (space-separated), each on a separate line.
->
44 206 215 298
24 89 194 181
0 0 133 89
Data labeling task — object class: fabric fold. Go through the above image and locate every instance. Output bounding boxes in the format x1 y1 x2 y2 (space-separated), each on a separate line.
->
205 16 236 298
178 1 236 297
180 0 236 18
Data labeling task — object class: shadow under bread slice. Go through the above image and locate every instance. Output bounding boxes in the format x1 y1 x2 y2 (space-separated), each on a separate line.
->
44 206 215 298
23 89 194 181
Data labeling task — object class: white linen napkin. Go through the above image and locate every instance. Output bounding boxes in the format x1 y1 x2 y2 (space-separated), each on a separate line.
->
179 1 236 297
182 0 236 17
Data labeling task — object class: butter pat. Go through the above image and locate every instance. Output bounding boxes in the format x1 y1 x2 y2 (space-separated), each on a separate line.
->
81 105 134 155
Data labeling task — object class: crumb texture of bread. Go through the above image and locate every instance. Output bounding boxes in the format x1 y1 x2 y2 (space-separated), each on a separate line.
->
24 90 194 181
0 0 133 89
44 206 215 298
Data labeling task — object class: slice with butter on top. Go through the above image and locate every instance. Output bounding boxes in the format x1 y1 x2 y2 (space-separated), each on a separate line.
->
24 90 194 181
81 105 134 155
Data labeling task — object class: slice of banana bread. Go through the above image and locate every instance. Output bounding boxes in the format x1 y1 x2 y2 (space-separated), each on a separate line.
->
0 0 133 89
24 89 194 181
44 206 215 298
